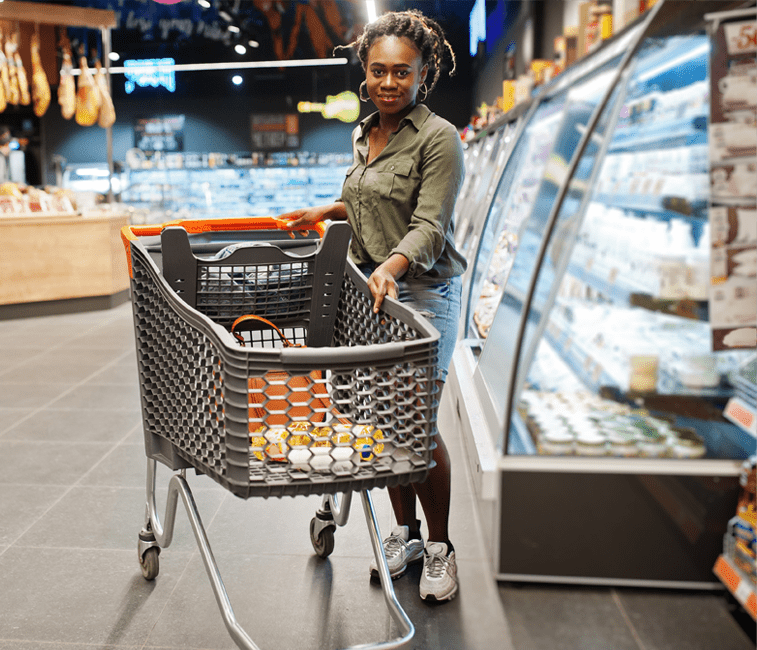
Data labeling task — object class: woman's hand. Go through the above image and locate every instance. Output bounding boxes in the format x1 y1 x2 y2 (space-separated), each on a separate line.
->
367 254 409 313
275 202 347 230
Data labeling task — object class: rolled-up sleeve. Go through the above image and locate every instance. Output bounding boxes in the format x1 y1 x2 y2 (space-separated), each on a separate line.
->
390 122 464 278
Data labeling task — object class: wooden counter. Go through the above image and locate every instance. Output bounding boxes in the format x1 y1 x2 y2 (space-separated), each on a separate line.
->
0 211 131 317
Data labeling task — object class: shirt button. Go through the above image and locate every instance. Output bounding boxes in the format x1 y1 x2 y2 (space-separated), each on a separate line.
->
390 165 395 170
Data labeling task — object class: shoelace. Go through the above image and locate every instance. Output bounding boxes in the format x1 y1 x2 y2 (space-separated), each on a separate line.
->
383 535 405 559
424 551 448 578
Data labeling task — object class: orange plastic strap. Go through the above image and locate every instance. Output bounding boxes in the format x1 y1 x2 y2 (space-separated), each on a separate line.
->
120 216 326 278
231 314 302 348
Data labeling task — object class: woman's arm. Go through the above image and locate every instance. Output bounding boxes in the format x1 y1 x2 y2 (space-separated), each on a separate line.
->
276 200 348 229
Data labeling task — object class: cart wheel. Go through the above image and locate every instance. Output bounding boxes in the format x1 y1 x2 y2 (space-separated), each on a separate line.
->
140 547 160 580
310 517 335 558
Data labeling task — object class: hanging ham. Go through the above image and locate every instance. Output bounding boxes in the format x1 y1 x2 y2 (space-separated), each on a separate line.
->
14 35 30 106
74 50 100 126
31 31 51 117
58 45 75 120
94 60 115 128
4 38 20 105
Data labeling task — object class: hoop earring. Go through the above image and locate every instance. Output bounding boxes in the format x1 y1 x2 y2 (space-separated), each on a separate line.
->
418 83 428 101
359 80 369 102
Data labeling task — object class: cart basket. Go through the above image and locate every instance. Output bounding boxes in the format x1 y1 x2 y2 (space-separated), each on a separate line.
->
122 217 441 499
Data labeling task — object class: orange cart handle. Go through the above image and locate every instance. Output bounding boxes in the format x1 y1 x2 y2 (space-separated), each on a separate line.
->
121 216 327 278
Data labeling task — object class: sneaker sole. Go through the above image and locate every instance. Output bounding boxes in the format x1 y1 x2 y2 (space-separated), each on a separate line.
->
420 584 459 602
369 555 423 581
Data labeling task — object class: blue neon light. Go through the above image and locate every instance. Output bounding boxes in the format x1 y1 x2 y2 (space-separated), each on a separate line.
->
124 58 176 94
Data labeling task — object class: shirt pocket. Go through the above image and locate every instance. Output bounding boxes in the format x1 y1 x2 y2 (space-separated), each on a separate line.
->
376 160 414 205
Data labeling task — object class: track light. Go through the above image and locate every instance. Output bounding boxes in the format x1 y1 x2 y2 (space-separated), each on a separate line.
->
219 10 233 21
232 75 243 85
248 40 259 48
197 0 210 7
228 25 240 34
235 43 246 55
109 51 120 62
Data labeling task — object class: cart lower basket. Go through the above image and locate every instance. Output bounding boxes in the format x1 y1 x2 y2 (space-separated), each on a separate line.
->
122 218 441 650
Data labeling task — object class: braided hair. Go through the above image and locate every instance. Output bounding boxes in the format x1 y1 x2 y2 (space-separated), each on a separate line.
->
348 10 456 97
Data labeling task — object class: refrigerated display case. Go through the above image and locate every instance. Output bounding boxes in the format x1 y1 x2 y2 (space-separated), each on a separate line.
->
447 0 756 587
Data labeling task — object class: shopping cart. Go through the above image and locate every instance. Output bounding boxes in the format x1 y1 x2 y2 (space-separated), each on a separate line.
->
121 216 440 650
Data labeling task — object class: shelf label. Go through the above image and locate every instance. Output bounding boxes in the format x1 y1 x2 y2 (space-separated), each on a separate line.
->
734 578 754 604
724 396 757 435
724 20 757 55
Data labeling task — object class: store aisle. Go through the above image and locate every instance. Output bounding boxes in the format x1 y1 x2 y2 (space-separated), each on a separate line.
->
0 303 513 650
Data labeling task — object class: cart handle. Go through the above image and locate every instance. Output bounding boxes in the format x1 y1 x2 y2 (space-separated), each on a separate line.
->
120 216 326 278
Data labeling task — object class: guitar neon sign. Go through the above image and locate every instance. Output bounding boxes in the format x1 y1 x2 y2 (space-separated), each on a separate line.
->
298 91 360 123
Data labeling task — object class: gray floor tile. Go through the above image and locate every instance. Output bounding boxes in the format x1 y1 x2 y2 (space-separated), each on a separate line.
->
498 583 641 650
0 546 188 647
0 382 74 409
0 440 112 486
15 484 226 553
47 381 142 412
616 588 756 650
2 408 141 444
0 408 35 436
204 489 394 559
0 484 64 546
0 642 140 649
143 551 491 650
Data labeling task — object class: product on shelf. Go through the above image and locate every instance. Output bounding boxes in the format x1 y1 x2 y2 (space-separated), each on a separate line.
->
518 388 707 458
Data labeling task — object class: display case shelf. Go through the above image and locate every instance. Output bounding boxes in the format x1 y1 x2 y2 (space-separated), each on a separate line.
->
610 115 707 152
593 192 708 219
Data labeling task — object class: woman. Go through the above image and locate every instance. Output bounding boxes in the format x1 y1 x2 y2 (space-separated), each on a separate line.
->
279 10 466 602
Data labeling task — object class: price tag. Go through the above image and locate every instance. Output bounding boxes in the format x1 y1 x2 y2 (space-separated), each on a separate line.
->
734 579 753 604
724 20 757 55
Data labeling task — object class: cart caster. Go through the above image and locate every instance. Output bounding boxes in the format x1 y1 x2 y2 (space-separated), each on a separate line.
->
310 516 335 558
140 546 160 580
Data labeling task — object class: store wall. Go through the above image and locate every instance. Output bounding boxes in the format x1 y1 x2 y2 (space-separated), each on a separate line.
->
40 64 471 183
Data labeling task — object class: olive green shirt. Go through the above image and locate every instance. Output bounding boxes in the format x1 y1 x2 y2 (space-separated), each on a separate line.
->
341 103 467 281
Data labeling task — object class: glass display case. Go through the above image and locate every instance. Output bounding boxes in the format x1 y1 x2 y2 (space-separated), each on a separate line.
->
446 0 756 586
120 155 350 223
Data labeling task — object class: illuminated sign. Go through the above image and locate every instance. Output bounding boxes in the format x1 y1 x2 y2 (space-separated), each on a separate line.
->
297 91 360 123
469 0 486 56
124 58 176 94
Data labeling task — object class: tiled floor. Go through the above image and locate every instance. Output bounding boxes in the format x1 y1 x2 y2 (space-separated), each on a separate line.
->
0 303 754 650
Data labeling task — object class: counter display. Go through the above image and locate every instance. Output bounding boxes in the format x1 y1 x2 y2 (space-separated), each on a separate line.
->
447 0 756 587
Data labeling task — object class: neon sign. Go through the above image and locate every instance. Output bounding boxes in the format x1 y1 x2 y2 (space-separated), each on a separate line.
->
469 0 486 57
124 58 176 94
297 91 360 123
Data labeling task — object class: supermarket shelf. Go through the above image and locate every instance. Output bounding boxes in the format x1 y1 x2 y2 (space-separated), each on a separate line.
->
593 192 708 219
713 554 757 621
610 115 707 152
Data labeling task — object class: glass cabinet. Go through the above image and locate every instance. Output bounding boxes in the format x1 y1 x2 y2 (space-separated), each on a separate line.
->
447 0 756 586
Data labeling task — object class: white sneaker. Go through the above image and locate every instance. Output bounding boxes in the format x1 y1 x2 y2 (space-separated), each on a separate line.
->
369 525 424 580
419 542 458 602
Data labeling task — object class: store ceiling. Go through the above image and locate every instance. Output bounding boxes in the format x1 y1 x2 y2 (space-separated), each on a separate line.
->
33 0 476 70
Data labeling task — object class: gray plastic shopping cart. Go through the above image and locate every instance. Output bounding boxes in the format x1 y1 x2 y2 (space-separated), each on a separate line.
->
121 216 440 650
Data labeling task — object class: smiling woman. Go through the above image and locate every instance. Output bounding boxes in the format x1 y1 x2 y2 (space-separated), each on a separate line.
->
275 9 466 605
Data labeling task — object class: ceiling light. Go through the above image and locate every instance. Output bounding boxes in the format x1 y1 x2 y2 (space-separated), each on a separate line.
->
248 40 259 48
235 44 246 55
109 51 120 62
232 75 243 85
228 25 240 34
71 57 350 76
219 10 233 21
366 0 377 23
197 0 210 7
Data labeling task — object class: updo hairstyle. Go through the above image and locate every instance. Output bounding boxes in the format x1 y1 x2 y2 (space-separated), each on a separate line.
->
347 10 456 97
